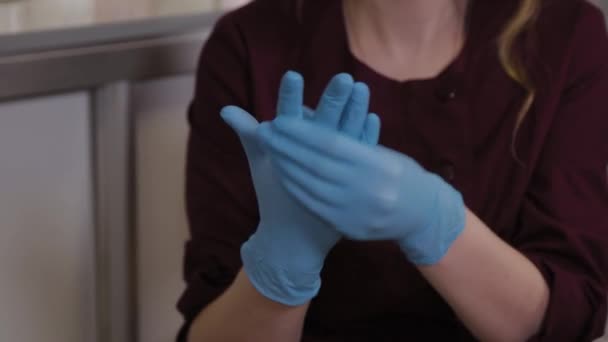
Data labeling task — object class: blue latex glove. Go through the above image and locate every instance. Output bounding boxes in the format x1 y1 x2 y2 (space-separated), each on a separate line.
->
258 117 466 266
220 71 381 305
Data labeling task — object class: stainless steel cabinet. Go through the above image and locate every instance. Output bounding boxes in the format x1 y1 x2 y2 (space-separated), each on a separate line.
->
0 92 96 342
133 75 194 342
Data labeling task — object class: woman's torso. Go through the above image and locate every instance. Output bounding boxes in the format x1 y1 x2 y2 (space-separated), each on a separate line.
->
208 0 593 339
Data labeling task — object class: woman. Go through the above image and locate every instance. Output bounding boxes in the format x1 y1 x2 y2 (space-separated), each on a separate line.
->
178 0 608 340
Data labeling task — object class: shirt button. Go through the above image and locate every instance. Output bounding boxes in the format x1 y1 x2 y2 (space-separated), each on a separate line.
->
440 163 456 182
435 88 457 103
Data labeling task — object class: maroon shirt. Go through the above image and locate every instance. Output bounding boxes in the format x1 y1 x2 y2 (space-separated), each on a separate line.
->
178 0 608 340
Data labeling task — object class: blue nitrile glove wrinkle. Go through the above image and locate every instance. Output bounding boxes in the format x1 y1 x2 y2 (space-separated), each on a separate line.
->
222 71 381 305
259 116 466 266
396 172 466 265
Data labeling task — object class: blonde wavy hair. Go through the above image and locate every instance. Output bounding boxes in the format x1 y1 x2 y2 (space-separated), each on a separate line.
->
498 0 541 161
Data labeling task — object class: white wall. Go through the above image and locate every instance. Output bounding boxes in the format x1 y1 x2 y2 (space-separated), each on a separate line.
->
0 92 96 342
133 75 194 342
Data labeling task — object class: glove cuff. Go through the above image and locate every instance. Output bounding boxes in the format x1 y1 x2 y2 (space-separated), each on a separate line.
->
241 236 321 306
399 182 466 266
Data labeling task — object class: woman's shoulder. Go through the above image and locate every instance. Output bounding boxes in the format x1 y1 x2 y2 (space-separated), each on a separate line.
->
211 0 298 41
205 0 330 69
211 0 340 45
534 0 608 80
536 0 606 43
198 0 304 84
539 0 604 22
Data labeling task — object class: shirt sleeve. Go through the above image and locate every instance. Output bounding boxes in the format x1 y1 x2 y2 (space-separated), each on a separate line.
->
513 4 608 341
176 12 259 341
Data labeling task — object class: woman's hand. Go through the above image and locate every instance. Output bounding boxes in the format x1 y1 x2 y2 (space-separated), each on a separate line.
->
221 71 380 305
259 116 465 265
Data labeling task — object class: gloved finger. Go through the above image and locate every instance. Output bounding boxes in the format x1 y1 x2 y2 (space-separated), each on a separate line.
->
338 82 370 139
314 73 354 128
276 71 304 118
258 121 346 184
303 105 314 119
362 113 381 145
272 116 372 163
221 105 260 140
272 156 342 209
277 155 396 242
279 176 339 228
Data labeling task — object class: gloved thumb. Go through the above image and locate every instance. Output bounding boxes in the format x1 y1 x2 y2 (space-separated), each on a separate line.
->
221 105 260 140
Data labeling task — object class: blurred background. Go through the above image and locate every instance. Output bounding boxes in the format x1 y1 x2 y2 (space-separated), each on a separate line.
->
0 1 247 342
0 1 605 342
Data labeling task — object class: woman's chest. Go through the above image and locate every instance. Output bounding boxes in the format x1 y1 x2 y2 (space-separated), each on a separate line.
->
252 58 545 241
365 78 532 239
371 78 533 239
299 66 536 240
